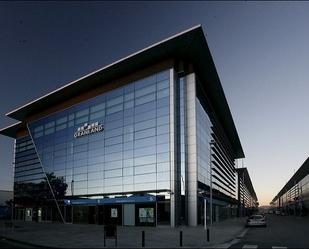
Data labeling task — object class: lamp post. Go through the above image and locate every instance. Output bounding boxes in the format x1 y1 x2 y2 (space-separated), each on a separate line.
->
204 198 207 230
71 180 74 196
209 140 214 226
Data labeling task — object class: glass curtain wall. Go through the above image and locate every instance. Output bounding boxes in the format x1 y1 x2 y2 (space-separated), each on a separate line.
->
281 174 309 216
175 77 188 225
195 92 237 222
196 99 212 187
23 69 171 221
14 135 59 222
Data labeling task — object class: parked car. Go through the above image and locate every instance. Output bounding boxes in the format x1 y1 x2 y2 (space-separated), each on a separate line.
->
246 214 266 227
275 210 281 215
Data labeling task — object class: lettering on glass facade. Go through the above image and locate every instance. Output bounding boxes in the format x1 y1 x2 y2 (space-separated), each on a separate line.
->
74 122 104 138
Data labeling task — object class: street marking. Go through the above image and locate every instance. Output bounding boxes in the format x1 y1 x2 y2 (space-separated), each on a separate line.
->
243 245 258 249
237 228 249 238
272 247 287 249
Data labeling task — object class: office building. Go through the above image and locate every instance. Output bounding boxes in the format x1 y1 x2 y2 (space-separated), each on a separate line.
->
0 25 245 226
236 168 258 217
271 157 309 216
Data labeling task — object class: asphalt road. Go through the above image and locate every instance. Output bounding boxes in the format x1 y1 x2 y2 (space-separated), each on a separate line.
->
230 214 309 248
0 237 36 248
0 238 23 248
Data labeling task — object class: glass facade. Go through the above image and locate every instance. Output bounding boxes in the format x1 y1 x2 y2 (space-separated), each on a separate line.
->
12 70 172 223
278 174 309 216
196 99 211 186
27 69 171 197
14 135 62 222
195 86 238 223
299 174 309 213
14 136 43 183
10 69 243 226
236 170 258 217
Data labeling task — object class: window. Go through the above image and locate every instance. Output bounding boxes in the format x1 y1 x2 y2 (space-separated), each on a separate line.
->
76 109 89 118
26 69 171 197
90 103 105 113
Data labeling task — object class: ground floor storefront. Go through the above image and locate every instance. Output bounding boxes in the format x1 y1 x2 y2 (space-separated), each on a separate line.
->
13 195 171 226
197 197 238 226
13 195 239 227
280 199 309 216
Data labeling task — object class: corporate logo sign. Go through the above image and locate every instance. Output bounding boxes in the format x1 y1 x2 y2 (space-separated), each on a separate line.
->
74 122 104 138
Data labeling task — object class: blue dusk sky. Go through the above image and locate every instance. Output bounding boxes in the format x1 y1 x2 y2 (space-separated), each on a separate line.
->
1 2 309 206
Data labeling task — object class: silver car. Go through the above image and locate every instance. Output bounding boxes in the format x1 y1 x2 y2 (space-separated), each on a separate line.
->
246 214 266 227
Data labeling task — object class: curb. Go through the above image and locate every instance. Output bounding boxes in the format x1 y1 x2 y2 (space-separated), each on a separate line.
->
205 227 248 248
0 221 249 249
0 232 248 249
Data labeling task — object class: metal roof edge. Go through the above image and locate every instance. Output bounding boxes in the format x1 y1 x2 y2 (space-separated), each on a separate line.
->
0 121 23 138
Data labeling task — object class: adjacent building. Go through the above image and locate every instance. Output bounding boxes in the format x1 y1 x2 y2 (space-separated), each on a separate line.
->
271 157 309 216
236 168 258 217
0 25 250 226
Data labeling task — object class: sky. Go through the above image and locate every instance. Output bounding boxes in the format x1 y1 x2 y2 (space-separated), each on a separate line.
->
1 2 309 206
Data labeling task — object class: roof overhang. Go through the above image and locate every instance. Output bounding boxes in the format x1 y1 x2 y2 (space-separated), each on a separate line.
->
2 25 244 157
0 122 24 138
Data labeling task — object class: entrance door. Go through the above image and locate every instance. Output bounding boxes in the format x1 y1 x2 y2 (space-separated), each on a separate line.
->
123 204 135 226
16 208 25 221
25 208 33 222
38 208 42 222
103 205 122 225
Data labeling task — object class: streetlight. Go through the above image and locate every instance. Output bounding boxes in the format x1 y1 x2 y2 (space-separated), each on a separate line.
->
71 180 74 196
204 198 207 230
209 140 215 226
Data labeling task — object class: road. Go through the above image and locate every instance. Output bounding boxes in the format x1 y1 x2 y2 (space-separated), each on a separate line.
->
0 237 36 248
0 238 24 248
230 214 309 248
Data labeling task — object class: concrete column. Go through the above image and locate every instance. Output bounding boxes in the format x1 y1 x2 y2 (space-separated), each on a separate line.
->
185 73 198 226
169 68 177 227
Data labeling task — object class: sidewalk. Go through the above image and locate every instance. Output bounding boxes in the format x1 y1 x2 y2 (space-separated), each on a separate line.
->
0 217 247 248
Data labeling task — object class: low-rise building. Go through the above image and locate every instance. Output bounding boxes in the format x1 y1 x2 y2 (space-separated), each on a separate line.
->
271 157 309 216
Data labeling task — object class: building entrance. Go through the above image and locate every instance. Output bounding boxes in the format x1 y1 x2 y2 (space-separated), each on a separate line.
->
103 205 122 225
123 204 135 226
25 208 33 222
